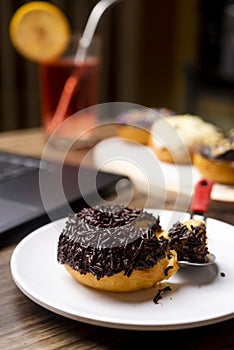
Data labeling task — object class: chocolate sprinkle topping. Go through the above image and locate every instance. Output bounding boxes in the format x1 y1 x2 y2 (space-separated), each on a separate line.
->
57 205 168 280
168 221 209 263
200 130 234 161
153 286 172 304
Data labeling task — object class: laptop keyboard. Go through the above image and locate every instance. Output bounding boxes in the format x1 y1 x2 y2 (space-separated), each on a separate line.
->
0 152 40 183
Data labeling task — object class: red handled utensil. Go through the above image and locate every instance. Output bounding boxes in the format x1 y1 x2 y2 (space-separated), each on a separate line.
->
190 178 214 221
179 178 216 267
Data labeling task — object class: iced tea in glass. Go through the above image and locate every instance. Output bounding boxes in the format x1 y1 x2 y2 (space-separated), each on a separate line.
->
39 34 101 146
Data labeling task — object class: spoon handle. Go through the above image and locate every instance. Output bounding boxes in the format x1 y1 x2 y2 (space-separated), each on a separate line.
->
190 179 214 219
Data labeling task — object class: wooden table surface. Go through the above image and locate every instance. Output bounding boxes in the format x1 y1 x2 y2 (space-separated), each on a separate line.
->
0 128 234 350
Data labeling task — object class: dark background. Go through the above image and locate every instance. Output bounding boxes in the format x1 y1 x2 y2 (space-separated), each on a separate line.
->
1 0 234 132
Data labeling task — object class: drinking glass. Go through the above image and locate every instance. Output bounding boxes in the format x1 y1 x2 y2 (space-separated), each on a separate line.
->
39 33 101 148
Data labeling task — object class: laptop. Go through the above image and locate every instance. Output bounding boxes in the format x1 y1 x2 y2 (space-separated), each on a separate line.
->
0 151 129 246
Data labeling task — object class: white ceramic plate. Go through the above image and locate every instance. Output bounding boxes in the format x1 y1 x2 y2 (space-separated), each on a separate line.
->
11 210 234 330
92 138 234 202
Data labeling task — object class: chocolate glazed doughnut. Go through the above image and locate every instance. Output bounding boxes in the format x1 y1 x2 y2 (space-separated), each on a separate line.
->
193 129 234 185
57 205 178 292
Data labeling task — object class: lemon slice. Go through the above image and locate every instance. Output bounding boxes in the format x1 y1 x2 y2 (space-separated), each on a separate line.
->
9 1 71 62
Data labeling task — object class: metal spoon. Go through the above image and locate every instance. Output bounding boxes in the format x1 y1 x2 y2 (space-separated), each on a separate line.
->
179 253 216 268
178 179 216 268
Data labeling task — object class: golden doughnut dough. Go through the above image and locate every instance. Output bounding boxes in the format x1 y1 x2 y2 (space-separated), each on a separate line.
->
116 108 175 145
65 250 178 292
149 114 220 164
193 153 234 185
117 125 150 145
193 129 234 185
